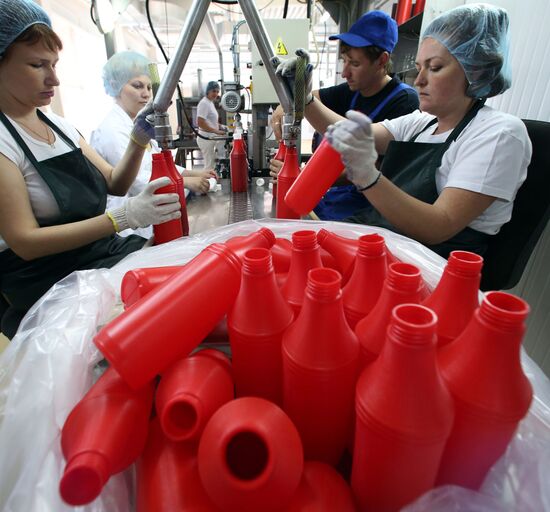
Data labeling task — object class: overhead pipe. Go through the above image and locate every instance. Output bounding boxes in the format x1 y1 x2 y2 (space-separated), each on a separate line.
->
205 12 224 91
153 0 212 148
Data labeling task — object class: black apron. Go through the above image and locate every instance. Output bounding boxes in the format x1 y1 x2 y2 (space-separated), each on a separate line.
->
345 100 490 258
0 110 145 336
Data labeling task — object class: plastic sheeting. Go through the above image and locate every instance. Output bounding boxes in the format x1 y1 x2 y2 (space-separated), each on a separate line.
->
0 219 548 512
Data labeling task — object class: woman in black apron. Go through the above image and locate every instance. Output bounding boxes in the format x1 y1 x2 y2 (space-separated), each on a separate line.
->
0 1 180 338
325 4 530 259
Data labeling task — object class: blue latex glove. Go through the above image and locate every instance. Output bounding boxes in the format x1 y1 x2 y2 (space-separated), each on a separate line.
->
130 101 155 148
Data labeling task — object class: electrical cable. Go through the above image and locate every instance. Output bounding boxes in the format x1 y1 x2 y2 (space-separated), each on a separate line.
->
283 0 289 19
213 0 275 15
90 1 97 27
314 2 327 74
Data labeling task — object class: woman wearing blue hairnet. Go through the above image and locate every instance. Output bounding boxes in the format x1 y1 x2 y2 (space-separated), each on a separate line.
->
90 51 215 237
0 0 181 338
314 4 532 257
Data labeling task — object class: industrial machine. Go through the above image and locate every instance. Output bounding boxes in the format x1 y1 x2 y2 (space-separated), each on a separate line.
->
151 0 308 178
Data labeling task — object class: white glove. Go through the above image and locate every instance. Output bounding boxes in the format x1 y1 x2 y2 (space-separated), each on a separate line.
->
275 48 313 105
108 177 181 232
325 110 381 191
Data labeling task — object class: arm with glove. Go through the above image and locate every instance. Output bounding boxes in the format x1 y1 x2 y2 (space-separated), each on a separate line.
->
271 49 347 139
83 101 157 196
326 110 495 245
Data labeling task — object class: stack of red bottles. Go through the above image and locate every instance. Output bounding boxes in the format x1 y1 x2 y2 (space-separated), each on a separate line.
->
59 227 534 511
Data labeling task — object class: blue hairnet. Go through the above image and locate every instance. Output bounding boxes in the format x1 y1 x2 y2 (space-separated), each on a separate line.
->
206 81 220 93
102 51 152 97
422 3 511 99
0 0 52 56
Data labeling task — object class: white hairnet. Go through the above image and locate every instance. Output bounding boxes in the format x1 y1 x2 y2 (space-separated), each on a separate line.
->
102 51 152 97
0 0 52 57
422 3 511 99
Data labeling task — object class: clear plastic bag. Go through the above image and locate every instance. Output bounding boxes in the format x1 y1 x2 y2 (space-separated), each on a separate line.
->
0 219 548 511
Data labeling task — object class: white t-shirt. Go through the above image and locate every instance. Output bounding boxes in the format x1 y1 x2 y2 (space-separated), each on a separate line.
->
0 111 82 252
196 96 219 138
381 106 532 234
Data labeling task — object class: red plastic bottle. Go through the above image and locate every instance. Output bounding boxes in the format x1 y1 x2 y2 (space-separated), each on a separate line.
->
198 397 304 512
436 291 532 489
353 304 454 512
150 153 183 244
342 233 387 329
287 461 356 512
270 237 292 273
396 0 413 24
272 140 286 198
230 136 248 192
155 349 234 442
137 418 218 512
316 228 357 284
284 138 344 216
94 243 242 390
355 262 423 369
121 265 183 308
228 248 294 405
276 145 301 219
317 229 400 281
280 230 324 315
59 368 155 506
422 250 483 347
119 228 275 308
282 268 359 465
413 0 426 15
271 237 336 276
225 227 276 259
163 150 189 236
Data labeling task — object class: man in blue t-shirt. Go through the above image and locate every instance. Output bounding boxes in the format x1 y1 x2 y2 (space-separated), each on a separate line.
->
271 11 419 219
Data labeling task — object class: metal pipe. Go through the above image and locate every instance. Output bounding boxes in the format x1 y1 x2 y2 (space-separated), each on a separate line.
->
154 0 212 114
238 0 293 112
205 12 224 90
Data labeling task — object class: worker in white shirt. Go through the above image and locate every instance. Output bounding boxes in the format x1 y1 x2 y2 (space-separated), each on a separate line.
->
196 81 226 172
91 51 215 237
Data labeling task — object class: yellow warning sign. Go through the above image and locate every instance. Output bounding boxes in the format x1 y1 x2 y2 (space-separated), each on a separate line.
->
275 37 288 56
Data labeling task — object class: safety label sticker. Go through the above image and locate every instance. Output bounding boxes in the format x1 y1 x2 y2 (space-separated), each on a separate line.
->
275 37 288 56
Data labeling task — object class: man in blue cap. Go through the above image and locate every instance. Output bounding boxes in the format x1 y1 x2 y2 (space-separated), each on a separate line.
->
271 11 419 219
273 11 418 137
319 10 418 129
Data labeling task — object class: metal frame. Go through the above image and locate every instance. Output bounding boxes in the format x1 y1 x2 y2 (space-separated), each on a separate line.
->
152 0 299 150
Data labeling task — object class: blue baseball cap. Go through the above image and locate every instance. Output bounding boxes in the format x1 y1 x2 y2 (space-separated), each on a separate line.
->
329 10 398 53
